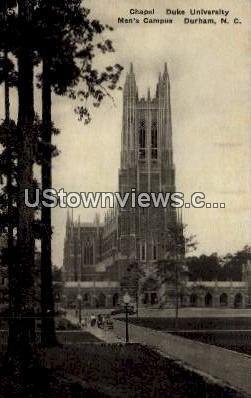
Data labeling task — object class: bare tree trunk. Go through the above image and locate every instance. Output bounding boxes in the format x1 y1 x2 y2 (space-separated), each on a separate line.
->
4 49 10 122
4 48 16 354
40 56 57 346
7 0 36 365
174 258 179 330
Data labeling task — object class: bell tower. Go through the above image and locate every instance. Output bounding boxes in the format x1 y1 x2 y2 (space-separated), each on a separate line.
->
118 64 181 264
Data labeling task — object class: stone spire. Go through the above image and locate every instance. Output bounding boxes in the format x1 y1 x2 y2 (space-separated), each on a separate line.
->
163 62 169 80
147 87 151 100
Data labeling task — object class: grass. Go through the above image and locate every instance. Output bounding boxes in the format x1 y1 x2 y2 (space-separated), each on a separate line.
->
125 317 251 331
0 342 246 397
0 317 249 396
56 330 101 344
125 317 251 355
171 331 251 356
0 317 101 345
36 343 245 398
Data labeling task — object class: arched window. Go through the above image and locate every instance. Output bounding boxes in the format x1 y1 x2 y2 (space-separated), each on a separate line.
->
84 243 87 265
234 293 243 308
140 242 146 261
153 244 157 260
83 293 90 302
190 294 198 307
151 121 157 159
143 293 149 305
84 239 94 265
220 293 228 307
151 292 158 305
205 293 213 307
113 293 119 307
89 243 93 264
98 293 106 308
139 121 146 159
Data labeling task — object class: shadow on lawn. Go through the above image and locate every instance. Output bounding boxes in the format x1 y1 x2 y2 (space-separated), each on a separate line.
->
0 341 246 398
0 365 110 398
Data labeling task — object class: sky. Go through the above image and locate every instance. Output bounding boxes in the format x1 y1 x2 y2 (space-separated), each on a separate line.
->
0 0 250 266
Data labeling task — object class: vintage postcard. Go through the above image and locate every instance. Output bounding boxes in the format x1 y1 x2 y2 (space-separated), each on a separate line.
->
0 0 250 396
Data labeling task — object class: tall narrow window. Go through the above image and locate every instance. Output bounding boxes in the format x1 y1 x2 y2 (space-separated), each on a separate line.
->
140 242 146 261
153 244 157 260
89 244 93 264
139 120 146 159
151 121 157 159
84 244 87 265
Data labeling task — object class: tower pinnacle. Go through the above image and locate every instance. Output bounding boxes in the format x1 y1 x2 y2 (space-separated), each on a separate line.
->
163 62 169 80
147 87 151 100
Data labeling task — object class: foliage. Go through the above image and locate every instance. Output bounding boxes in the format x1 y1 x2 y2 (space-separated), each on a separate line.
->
187 246 251 281
120 262 145 302
0 0 124 356
33 0 123 123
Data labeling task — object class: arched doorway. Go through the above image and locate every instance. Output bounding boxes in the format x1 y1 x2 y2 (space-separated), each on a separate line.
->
234 293 243 308
93 296 98 308
142 293 149 305
83 293 90 307
112 293 119 307
190 294 198 307
220 293 228 307
98 293 106 308
205 293 213 307
142 277 158 306
150 292 158 305
83 293 90 302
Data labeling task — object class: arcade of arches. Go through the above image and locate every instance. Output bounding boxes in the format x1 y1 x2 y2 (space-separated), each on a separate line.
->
188 291 245 308
62 270 251 309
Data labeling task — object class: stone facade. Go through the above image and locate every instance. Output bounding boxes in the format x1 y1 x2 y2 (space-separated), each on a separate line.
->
63 64 185 308
62 65 250 310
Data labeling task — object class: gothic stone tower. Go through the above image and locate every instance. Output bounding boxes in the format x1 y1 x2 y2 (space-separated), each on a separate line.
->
118 64 183 269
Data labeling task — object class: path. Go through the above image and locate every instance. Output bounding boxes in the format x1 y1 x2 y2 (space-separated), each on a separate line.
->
112 320 251 397
65 311 251 396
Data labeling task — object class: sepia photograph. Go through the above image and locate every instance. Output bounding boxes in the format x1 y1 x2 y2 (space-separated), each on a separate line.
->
0 0 250 396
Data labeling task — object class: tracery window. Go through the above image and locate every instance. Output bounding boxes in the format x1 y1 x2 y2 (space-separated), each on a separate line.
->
151 121 158 159
140 241 146 261
139 120 146 159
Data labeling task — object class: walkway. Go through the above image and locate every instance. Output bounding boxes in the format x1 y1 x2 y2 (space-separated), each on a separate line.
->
85 325 122 343
65 311 121 343
112 320 251 397
65 311 251 396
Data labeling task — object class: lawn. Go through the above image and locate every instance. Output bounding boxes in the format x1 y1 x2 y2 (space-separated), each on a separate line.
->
37 343 245 398
126 317 251 331
0 317 249 397
0 317 101 345
0 342 246 397
171 330 251 356
125 317 251 355
56 330 101 344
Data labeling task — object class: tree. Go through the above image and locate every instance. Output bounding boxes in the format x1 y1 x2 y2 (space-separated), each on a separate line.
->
120 262 145 317
0 0 123 361
32 0 123 346
221 246 251 281
186 253 221 281
7 0 37 365
155 223 197 329
0 4 18 350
